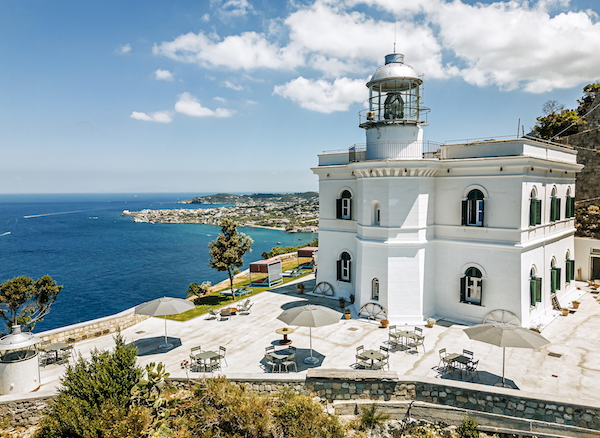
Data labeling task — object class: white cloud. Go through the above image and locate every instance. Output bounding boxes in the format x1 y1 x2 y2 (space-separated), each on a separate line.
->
212 0 254 20
154 69 174 81
224 81 244 90
175 92 234 117
130 111 172 123
153 31 302 71
117 43 131 54
214 96 227 103
273 76 367 113
202 13 210 22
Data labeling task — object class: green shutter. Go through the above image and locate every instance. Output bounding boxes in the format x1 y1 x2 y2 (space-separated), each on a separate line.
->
530 278 536 306
535 277 542 303
566 260 575 282
551 267 561 292
460 276 466 302
479 199 485 227
336 199 342 219
570 196 575 218
536 199 542 224
566 196 575 218
461 200 467 226
529 198 536 226
550 198 557 222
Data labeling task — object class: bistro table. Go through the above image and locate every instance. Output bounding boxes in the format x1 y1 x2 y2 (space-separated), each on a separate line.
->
445 353 470 376
44 342 71 364
275 327 295 345
394 330 421 349
360 349 386 370
194 350 221 372
270 349 293 361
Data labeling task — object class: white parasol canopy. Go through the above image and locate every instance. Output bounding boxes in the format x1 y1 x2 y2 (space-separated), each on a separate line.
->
135 297 195 349
463 323 550 387
277 305 341 364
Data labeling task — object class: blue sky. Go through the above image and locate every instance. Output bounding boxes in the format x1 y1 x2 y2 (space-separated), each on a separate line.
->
1 0 599 194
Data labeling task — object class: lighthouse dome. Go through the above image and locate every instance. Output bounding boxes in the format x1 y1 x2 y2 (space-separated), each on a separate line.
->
367 53 422 92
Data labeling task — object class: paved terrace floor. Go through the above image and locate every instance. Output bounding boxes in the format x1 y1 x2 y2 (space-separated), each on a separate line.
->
5 278 600 406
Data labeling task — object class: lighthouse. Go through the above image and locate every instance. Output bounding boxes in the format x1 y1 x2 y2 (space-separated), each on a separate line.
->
312 53 581 329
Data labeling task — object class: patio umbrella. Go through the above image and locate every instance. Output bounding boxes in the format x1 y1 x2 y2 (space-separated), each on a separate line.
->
463 323 550 387
135 297 195 349
277 304 341 364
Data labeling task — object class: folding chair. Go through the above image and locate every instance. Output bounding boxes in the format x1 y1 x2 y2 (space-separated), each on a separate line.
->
466 359 479 381
265 354 279 373
463 349 474 359
217 346 228 367
356 345 367 360
281 353 297 372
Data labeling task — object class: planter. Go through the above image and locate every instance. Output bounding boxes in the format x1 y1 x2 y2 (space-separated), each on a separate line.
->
296 283 305 294
379 319 389 328
426 318 436 328
344 313 351 319
572 301 580 309
561 308 569 316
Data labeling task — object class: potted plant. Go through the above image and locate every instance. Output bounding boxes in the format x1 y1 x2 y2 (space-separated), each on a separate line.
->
296 283 305 294
344 308 352 319
426 317 436 328
338 297 347 309
349 294 355 304
572 300 580 309
561 308 569 316
379 319 389 328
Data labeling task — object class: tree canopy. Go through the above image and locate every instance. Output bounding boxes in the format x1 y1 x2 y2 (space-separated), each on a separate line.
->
0 275 63 333
208 219 253 300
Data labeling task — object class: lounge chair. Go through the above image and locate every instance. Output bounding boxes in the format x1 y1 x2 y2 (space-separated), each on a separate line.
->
207 309 219 320
239 302 253 314
220 309 232 321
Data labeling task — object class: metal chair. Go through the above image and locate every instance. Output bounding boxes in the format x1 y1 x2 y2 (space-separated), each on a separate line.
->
265 345 275 353
265 354 279 373
466 359 479 381
356 345 367 359
207 309 219 319
281 353 297 372
354 355 372 370
206 357 221 373
438 348 456 374
220 309 231 321
217 346 227 367
463 349 474 358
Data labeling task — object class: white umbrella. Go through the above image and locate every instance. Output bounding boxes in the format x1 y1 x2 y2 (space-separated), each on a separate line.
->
135 297 195 349
463 323 550 387
277 304 341 364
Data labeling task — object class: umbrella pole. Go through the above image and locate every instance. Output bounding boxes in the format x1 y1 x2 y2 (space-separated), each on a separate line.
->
502 347 506 386
304 326 319 364
160 316 173 349
309 327 313 358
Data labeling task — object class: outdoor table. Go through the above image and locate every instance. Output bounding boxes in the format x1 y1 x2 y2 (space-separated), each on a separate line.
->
229 307 238 315
44 342 70 363
445 353 470 375
275 327 295 345
395 330 421 348
360 349 386 370
194 350 220 372
270 349 293 361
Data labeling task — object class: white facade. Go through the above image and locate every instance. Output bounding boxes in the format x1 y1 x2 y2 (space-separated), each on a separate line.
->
312 54 583 328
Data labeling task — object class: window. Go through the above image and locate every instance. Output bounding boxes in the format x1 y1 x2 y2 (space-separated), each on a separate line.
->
336 190 352 220
550 187 561 222
530 266 542 306
565 188 575 218
371 278 379 300
529 188 542 226
460 267 482 305
337 252 351 282
462 189 484 227
566 252 575 283
550 259 561 293
373 202 381 226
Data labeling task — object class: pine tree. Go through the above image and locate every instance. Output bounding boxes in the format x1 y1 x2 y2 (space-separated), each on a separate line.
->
208 219 253 300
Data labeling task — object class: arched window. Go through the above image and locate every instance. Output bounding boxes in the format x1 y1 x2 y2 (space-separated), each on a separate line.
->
371 278 379 300
373 202 381 226
529 187 542 226
565 251 575 283
550 187 561 222
336 190 352 220
462 189 484 227
550 258 561 293
566 187 575 218
530 266 542 306
337 252 351 282
460 267 482 305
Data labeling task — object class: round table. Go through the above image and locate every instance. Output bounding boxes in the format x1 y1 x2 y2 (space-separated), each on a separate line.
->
275 327 295 345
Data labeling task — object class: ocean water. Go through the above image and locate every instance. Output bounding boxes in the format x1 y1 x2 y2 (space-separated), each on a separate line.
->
0 193 315 333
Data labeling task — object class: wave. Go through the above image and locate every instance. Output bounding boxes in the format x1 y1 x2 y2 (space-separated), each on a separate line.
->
23 210 87 219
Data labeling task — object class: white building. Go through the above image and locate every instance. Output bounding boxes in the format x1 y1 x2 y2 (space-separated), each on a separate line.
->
312 53 582 327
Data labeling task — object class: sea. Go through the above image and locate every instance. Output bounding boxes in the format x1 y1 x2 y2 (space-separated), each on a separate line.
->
0 193 315 334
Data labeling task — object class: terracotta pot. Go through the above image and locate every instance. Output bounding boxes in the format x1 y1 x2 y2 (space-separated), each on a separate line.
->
344 313 351 319
561 308 569 316
572 301 580 309
379 319 389 328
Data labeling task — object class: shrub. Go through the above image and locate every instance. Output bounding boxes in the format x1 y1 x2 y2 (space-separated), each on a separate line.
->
359 403 390 430
458 417 479 438
272 390 345 438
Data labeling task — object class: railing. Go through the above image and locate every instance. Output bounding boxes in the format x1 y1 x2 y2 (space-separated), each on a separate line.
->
349 141 441 162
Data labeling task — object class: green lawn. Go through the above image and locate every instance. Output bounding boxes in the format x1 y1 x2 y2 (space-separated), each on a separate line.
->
166 272 311 322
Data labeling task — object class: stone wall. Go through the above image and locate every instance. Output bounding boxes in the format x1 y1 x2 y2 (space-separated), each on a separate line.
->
36 307 149 344
4 371 600 434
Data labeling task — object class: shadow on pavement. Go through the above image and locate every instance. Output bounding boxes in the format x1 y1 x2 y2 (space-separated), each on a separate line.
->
130 337 183 356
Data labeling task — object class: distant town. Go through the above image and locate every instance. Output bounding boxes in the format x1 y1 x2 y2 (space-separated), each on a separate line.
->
122 192 319 233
